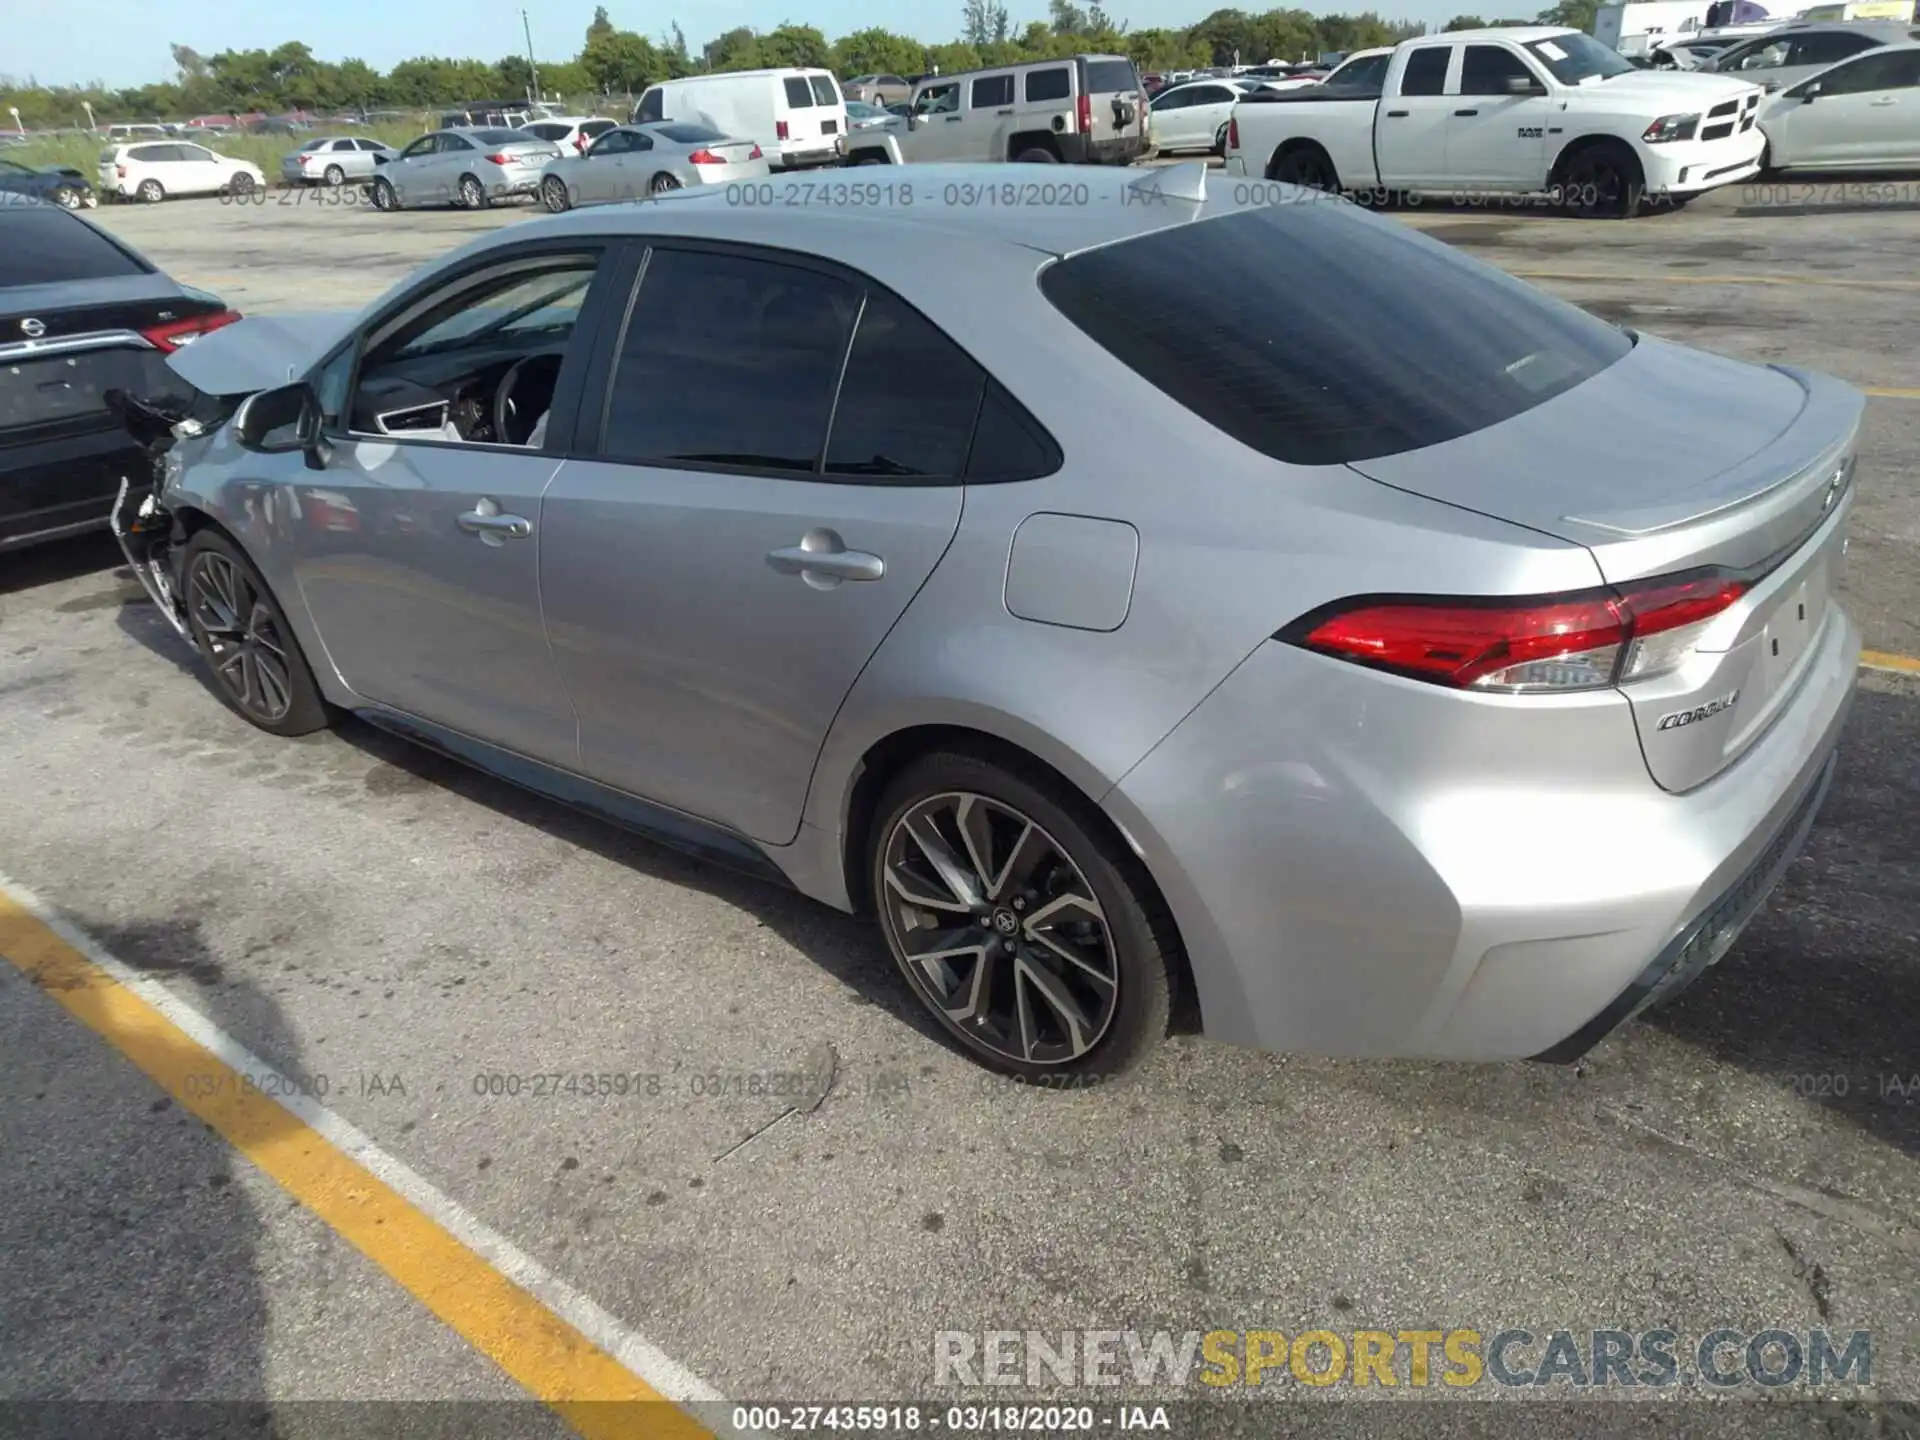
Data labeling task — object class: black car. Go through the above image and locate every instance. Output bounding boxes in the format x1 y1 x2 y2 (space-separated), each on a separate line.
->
0 157 96 210
2 198 238 552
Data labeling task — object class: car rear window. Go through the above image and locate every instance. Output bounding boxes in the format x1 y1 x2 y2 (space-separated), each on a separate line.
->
809 74 840 104
784 77 816 107
472 128 531 144
524 123 568 139
1085 59 1141 94
1038 202 1630 467
655 123 725 144
1 206 150 286
297 137 330 152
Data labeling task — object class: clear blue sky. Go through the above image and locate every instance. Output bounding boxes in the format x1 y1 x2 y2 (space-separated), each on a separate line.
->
5 0 1470 89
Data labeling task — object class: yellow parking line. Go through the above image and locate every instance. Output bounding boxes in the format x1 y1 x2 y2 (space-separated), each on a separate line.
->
1863 387 1920 400
1862 650 1920 676
0 889 715 1440
1510 268 1920 291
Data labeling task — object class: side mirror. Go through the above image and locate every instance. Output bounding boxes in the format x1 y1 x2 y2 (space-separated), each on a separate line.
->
236 381 327 467
1504 75 1546 96
1799 82 1820 103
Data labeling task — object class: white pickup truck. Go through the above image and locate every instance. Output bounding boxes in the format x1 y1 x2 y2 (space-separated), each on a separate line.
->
1224 26 1768 215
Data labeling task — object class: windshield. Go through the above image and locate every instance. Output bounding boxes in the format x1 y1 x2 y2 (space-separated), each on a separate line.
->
471 128 532 145
1524 32 1636 83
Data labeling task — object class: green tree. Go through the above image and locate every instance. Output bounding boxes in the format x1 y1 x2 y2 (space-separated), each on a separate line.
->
661 22 696 76
832 27 925 76
705 26 762 70
582 29 659 92
1535 0 1598 28
758 24 832 67
1444 14 1488 28
963 0 1013 47
587 6 616 44
1049 0 1089 34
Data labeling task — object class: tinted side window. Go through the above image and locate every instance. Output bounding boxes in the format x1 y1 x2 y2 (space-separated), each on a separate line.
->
1331 52 1390 88
1793 31 1877 63
130 144 173 162
602 249 856 472
966 382 1061 482
1039 202 1630 467
0 208 149 285
1400 48 1451 95
1027 66 1072 101
826 292 984 478
972 75 1016 108
784 77 815 107
809 74 840 104
1460 46 1533 95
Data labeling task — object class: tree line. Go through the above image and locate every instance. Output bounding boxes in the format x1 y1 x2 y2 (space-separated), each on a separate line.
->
1 0 1601 127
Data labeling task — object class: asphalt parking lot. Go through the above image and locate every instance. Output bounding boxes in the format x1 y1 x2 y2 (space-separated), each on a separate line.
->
2 176 1918 1435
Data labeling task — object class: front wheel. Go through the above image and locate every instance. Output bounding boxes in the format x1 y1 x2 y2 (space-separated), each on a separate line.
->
370 177 398 212
869 751 1176 1083
540 175 571 212
226 172 257 198
51 187 81 209
1558 141 1645 219
180 530 331 737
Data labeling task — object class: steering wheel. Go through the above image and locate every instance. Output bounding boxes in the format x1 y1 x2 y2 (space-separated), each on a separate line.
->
494 353 564 446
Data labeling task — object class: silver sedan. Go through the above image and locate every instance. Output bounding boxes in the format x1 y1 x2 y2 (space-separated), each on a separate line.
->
117 163 1861 1082
279 135 397 187
538 122 769 211
368 128 563 211
1758 42 1920 171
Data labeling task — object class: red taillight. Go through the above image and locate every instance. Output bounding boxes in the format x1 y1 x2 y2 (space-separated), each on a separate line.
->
686 148 722 165
115 164 127 177
140 308 242 354
748 143 763 158
484 152 512 164
1286 572 1749 693
1227 116 1239 151
776 119 790 139
1077 93 1092 133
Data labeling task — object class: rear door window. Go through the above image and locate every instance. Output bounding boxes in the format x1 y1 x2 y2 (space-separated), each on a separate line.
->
809 74 841 104
825 291 985 478
972 74 1016 108
1038 202 1630 466
784 77 816 107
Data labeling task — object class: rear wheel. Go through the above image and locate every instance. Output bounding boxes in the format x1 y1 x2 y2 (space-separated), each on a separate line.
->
869 750 1176 1083
540 174 571 212
136 178 165 204
1213 123 1229 157
1013 146 1060 164
458 173 487 209
649 171 681 194
322 163 346 187
1269 144 1339 192
180 531 330 737
1559 140 1644 219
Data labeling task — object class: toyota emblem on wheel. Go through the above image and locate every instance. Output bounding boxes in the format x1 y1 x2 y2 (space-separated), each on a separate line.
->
20 317 45 338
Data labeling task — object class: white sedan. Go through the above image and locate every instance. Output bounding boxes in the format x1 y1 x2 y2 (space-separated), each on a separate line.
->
1149 79 1287 157
1758 41 1920 171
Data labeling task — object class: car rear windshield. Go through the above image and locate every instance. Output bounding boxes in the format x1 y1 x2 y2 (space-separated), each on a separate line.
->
1038 201 1631 467
784 77 816 107
523 123 568 139
1085 59 1141 93
809 74 840 104
297 138 330 152
2 207 150 286
655 123 725 144
471 129 529 145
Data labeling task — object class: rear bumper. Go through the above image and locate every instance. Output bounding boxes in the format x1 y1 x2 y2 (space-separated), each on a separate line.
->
0 425 152 551
773 142 845 170
1061 134 1151 165
1102 603 1860 1063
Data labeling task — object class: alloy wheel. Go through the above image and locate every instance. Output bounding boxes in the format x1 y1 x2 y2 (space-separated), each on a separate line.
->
879 792 1120 1066
323 164 345 187
650 172 680 194
541 175 570 212
188 552 295 724
53 187 80 209
460 175 485 208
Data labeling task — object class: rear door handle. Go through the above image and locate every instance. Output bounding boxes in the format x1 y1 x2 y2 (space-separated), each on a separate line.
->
1453 108 1479 116
767 534 886 585
1870 96 1897 105
997 108 1014 116
457 506 532 540
1386 109 1410 118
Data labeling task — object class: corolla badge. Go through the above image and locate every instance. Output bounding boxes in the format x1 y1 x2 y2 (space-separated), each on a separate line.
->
19 317 46 338
1657 691 1740 732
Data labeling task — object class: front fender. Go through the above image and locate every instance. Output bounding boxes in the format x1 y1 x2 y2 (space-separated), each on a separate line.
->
844 132 904 166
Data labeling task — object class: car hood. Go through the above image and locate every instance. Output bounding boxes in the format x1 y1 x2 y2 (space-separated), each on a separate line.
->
1573 70 1762 106
1345 332 1839 554
164 310 358 396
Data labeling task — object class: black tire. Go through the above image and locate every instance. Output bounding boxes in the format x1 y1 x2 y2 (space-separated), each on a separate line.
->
1269 144 1338 192
1013 146 1060 164
51 187 80 209
458 173 487 209
371 177 398 212
540 175 571 212
226 172 257 198
868 749 1177 1084
323 163 346 187
137 178 165 204
1558 140 1645 219
1213 123 1229 157
649 171 681 194
179 529 330 738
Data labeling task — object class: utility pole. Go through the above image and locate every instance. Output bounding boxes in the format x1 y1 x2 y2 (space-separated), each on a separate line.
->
522 9 542 105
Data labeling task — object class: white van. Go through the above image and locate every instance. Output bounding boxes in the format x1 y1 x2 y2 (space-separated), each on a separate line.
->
632 68 846 170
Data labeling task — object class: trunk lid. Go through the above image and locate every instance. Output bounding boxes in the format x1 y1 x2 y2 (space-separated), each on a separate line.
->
1349 335 1864 793
158 310 359 396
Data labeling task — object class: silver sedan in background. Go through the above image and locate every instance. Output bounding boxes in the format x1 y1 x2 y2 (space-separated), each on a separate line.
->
538 122 768 211
368 127 563 211
1757 42 1920 171
279 135 399 187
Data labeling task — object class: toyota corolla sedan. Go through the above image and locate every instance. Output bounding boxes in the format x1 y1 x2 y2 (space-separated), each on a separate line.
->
111 163 1860 1082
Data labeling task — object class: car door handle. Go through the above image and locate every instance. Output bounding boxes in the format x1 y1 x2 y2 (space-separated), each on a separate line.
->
457 509 532 539
1453 108 1479 116
1386 109 1410 118
767 540 885 582
1870 96 1897 105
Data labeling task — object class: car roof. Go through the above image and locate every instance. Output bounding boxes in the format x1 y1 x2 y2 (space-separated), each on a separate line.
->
1414 25 1577 42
